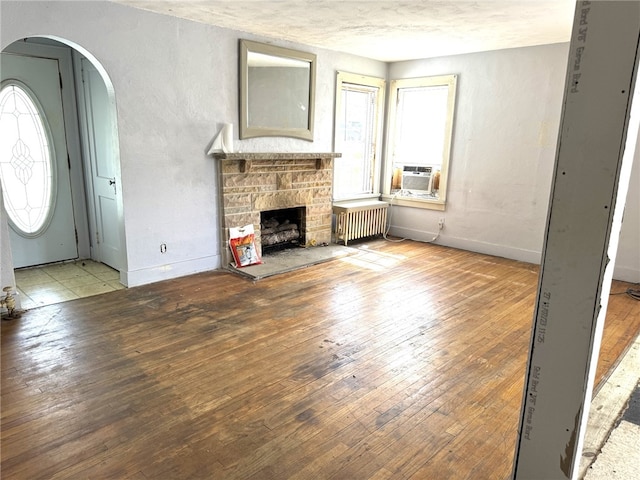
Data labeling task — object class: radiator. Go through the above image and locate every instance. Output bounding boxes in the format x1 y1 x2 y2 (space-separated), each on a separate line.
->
333 200 388 245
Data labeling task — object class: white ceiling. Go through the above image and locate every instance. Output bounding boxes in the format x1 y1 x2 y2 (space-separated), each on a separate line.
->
114 0 576 62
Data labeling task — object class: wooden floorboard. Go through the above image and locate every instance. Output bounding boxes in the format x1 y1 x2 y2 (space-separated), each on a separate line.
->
1 239 638 479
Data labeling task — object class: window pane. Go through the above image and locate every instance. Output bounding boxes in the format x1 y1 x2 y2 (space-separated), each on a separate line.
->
394 85 449 167
0 82 54 235
334 84 377 198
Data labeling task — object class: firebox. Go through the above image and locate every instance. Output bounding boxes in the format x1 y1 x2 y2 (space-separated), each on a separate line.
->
260 207 305 253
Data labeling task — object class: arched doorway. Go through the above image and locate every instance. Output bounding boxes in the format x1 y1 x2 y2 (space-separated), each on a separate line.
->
1 37 126 310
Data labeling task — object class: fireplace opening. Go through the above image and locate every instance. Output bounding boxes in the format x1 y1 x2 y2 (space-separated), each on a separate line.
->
260 207 305 254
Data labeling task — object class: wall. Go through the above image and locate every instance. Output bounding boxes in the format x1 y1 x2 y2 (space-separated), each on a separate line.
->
0 0 386 286
387 44 640 282
617 140 640 282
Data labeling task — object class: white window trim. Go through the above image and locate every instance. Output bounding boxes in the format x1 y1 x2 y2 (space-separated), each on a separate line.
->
333 71 386 202
382 74 457 211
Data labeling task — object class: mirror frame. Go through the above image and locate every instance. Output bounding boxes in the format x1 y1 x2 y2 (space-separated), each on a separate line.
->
239 39 316 141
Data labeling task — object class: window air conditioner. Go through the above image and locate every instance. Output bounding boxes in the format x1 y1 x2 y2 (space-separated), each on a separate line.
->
401 166 433 194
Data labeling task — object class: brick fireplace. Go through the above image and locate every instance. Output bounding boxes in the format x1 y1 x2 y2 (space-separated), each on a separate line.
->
213 152 341 267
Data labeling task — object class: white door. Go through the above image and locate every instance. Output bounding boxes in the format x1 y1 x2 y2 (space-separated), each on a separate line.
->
0 53 78 267
78 59 121 270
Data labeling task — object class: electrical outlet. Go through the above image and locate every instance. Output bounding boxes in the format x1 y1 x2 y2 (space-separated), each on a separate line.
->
438 218 445 230
160 243 167 253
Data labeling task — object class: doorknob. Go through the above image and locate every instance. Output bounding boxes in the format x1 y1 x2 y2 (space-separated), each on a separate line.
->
109 178 116 194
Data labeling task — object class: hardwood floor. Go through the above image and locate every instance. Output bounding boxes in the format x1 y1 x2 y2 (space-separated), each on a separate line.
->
2 240 638 479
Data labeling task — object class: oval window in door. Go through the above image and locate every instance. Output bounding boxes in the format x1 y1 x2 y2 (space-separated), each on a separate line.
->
0 81 56 237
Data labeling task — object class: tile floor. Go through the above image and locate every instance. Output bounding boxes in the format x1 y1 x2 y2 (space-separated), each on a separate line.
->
15 260 124 310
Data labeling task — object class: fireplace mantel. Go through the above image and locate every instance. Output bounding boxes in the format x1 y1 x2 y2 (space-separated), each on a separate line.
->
213 152 341 173
213 152 341 160
214 152 340 269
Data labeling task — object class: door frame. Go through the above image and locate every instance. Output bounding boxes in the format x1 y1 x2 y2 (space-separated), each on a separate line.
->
3 40 91 260
1 37 127 305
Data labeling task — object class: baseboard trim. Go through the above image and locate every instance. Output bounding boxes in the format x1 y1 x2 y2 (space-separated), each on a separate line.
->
388 227 542 265
612 264 640 284
122 255 220 287
389 227 639 282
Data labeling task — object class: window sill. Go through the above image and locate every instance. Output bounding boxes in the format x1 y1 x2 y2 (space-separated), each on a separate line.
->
381 194 446 211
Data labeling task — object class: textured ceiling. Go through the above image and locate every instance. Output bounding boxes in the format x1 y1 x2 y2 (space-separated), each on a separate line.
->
114 0 576 62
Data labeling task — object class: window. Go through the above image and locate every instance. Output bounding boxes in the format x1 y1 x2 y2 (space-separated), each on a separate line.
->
333 72 385 200
0 81 56 236
384 75 457 210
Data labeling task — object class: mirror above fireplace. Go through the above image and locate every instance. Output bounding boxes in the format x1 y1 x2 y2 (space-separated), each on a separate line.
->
239 39 316 141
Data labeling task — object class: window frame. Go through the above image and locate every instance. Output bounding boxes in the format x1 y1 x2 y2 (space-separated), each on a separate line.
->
333 71 386 202
382 74 458 211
